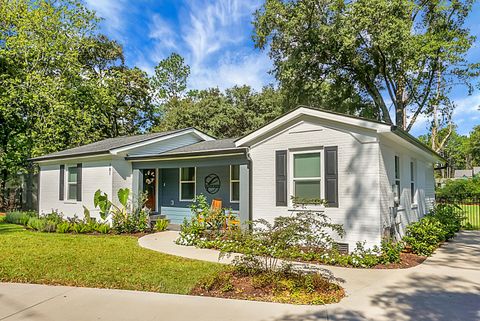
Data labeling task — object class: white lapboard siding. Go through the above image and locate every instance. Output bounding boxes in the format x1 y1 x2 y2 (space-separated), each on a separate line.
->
248 118 382 250
111 158 133 207
125 133 202 156
39 158 112 220
378 137 436 238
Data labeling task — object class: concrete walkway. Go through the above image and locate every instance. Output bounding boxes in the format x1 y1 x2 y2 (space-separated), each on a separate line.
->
1 231 479 320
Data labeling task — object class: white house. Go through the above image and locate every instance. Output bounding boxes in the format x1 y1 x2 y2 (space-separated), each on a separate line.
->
32 107 444 251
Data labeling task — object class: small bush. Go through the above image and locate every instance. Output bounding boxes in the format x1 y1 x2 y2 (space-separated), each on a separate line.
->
403 216 447 256
56 222 71 233
380 239 404 264
5 211 37 225
27 217 46 231
71 222 92 234
154 219 169 232
95 223 110 234
430 204 464 240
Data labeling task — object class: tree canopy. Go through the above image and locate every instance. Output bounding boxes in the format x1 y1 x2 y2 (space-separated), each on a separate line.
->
253 0 479 129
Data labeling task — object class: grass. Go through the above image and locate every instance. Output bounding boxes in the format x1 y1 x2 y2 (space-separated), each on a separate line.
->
0 223 224 294
460 204 480 229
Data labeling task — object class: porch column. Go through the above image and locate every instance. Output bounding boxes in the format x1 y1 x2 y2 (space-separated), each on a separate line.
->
132 168 143 201
239 164 250 226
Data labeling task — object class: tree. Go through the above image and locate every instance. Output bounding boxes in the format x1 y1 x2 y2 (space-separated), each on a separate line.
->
468 125 480 166
253 0 479 129
154 86 284 138
150 53 190 103
0 0 154 209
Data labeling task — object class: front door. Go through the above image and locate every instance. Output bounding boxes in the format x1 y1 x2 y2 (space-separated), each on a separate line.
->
143 169 156 211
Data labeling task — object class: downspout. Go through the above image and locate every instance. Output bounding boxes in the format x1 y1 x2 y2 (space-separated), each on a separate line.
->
246 150 253 225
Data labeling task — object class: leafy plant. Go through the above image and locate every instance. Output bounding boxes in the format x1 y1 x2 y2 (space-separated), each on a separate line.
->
403 216 447 256
95 223 110 234
380 240 404 264
93 188 150 234
56 222 72 233
5 211 37 225
430 204 464 240
154 219 169 232
27 217 46 232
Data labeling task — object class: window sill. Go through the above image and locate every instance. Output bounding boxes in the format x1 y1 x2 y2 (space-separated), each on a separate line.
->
411 204 419 209
64 201 78 204
287 204 326 211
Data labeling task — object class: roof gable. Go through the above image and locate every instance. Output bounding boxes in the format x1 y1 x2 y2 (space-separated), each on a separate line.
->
31 128 214 162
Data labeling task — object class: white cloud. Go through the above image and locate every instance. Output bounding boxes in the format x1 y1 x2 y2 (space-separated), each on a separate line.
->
85 0 127 38
137 0 271 90
189 51 273 90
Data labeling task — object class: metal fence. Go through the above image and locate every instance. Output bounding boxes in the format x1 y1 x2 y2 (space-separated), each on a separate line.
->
437 195 480 230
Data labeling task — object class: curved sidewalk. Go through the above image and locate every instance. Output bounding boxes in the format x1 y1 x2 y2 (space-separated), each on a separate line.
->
140 231 413 296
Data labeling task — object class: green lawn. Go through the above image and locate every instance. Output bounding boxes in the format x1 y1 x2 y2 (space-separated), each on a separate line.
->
460 204 480 229
0 223 224 294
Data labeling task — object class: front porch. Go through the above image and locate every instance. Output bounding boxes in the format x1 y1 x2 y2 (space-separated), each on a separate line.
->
130 151 250 227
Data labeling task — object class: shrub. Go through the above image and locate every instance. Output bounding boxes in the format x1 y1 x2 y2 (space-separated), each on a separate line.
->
56 222 71 233
27 217 46 231
154 219 169 232
380 239 404 264
430 204 464 240
436 176 480 200
5 211 37 225
71 222 92 234
403 216 447 256
95 223 110 234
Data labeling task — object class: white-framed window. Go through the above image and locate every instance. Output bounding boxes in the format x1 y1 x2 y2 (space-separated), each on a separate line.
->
179 167 196 201
410 160 416 202
67 165 78 200
394 155 401 202
230 165 240 203
290 150 323 201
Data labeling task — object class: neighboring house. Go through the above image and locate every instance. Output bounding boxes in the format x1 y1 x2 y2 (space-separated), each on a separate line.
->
454 169 474 179
32 107 444 251
474 167 480 177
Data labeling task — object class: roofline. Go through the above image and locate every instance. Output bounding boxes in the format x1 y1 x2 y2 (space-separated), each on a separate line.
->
29 151 111 163
235 105 391 146
30 127 215 162
125 147 248 161
390 126 446 162
110 128 214 154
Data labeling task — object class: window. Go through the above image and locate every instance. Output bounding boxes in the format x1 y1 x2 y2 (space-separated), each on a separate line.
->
410 160 416 201
292 152 322 199
67 166 78 200
230 165 240 202
180 167 196 201
394 156 400 202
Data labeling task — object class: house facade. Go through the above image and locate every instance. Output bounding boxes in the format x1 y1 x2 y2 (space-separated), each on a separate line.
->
32 107 443 251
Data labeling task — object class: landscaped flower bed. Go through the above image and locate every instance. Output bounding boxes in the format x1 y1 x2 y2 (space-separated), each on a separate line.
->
177 198 465 269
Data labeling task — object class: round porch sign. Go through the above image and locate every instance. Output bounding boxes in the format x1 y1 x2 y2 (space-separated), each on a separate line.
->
204 174 221 194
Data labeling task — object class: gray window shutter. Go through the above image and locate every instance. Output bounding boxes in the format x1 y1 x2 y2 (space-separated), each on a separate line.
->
275 150 287 206
76 163 82 202
59 165 65 201
324 146 338 207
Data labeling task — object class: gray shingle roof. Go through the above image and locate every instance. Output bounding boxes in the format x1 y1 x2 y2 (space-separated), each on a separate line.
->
31 128 191 161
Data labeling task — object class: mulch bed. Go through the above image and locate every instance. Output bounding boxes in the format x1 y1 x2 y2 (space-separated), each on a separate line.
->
191 271 345 305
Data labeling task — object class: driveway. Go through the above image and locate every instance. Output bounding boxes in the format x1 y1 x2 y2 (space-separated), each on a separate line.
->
1 231 479 321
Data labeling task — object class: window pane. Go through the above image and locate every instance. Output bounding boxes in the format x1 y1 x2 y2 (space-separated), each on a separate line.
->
181 183 195 200
231 165 240 181
410 162 414 180
68 167 77 183
231 182 239 201
294 180 321 199
68 184 77 200
411 182 415 199
294 153 320 178
181 167 195 181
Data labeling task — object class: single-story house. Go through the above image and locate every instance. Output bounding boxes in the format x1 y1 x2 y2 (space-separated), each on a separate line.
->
32 106 444 251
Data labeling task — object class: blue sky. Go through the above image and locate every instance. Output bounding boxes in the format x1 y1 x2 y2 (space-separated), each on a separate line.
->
84 0 480 137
